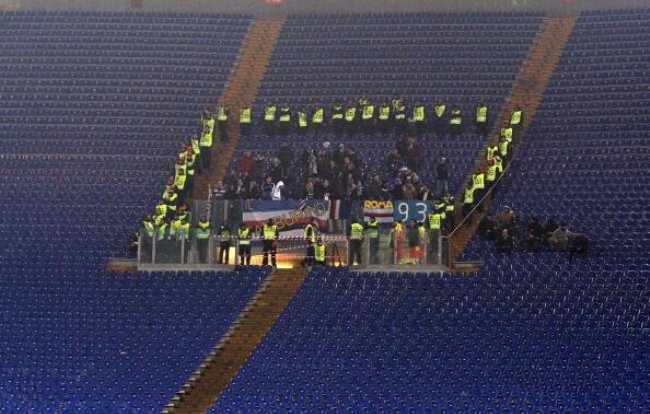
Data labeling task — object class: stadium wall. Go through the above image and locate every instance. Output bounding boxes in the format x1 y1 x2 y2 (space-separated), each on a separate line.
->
13 0 650 15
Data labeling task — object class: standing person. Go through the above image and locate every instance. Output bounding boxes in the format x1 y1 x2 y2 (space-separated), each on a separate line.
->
199 117 214 171
239 106 252 136
217 221 232 265
301 240 315 268
365 216 379 265
304 221 316 245
443 192 456 230
297 106 309 133
345 100 358 134
475 100 489 136
313 238 327 266
449 106 462 137
436 158 449 196
418 221 428 264
391 220 405 264
216 103 229 142
349 219 364 266
433 97 447 137
510 105 523 129
378 101 391 132
411 102 425 136
361 99 375 133
175 217 191 262
195 217 211 263
263 100 277 134
462 180 475 227
278 102 291 134
262 218 279 267
311 103 324 129
331 100 344 134
406 219 420 264
393 97 407 132
237 222 252 265
428 206 443 262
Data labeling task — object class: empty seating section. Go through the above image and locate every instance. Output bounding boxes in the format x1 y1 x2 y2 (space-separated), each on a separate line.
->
231 12 543 197
461 9 650 261
211 264 649 413
0 269 268 413
0 11 251 256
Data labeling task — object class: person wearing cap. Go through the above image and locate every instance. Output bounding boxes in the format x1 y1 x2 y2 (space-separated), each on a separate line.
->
262 218 279 266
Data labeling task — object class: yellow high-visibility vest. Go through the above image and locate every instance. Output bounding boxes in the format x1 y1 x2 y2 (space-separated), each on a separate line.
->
238 228 251 245
143 220 155 238
345 107 357 122
510 110 522 125
264 106 276 122
464 188 475 204
413 106 425 122
501 127 513 142
304 224 315 243
332 106 344 120
240 108 251 124
191 137 201 156
298 112 308 128
350 223 364 239
312 108 324 124
379 106 390 120
450 110 462 125
362 105 375 120
314 244 326 262
499 140 509 158
487 164 497 182
428 213 442 230
435 104 446 117
473 173 485 190
263 224 277 240
217 106 228 122
279 108 290 123
476 106 488 123
200 119 214 147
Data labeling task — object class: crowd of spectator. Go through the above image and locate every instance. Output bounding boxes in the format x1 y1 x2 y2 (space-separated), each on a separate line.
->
479 206 589 258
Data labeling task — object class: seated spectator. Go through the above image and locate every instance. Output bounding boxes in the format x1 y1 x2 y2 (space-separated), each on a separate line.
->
549 223 571 251
544 217 559 246
496 228 514 254
568 233 589 262
478 215 498 240
524 228 541 252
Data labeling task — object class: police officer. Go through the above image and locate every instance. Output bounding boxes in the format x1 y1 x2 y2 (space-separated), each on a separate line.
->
237 222 252 265
449 106 462 137
162 186 178 217
174 158 187 200
345 100 358 133
475 100 489 136
297 107 309 133
278 102 291 134
393 97 407 132
428 204 443 262
140 215 155 260
378 101 391 132
217 220 232 265
263 100 276 134
216 103 229 142
365 216 379 265
510 105 523 129
361 99 375 133
190 134 201 173
195 217 211 264
433 97 447 136
311 103 324 129
185 147 197 197
240 106 252 136
304 221 316 245
501 121 513 143
443 192 456 230
472 169 486 213
499 136 510 162
331 100 344 133
314 237 326 266
262 218 279 267
411 102 425 135
349 219 364 266
462 180 476 227
175 217 191 263
199 116 214 170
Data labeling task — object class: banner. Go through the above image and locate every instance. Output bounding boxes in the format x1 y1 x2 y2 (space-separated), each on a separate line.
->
393 200 432 224
243 200 330 236
362 200 394 223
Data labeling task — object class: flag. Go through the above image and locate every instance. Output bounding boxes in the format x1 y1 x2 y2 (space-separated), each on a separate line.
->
243 200 330 236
